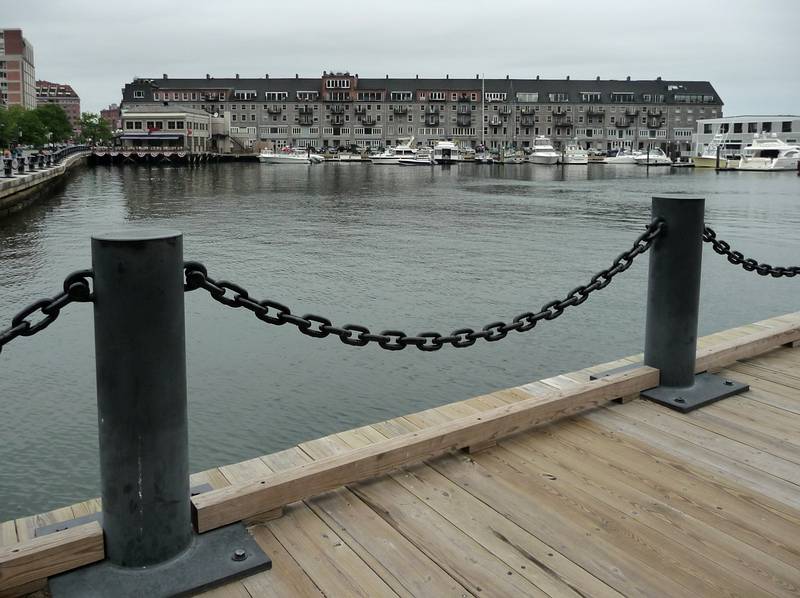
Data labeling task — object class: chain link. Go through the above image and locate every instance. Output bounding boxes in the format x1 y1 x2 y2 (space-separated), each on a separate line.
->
703 226 800 278
0 270 94 354
184 219 664 351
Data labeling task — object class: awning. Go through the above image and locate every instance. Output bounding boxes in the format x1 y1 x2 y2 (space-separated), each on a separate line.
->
120 134 183 141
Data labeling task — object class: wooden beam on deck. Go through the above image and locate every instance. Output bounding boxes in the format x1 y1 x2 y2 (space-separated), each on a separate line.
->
0 521 103 594
695 321 800 374
192 366 659 533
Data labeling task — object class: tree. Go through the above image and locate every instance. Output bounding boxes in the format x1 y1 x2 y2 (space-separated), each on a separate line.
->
35 103 73 143
77 112 112 145
0 105 48 147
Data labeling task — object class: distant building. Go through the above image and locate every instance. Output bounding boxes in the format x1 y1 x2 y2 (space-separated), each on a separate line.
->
693 115 800 156
120 105 217 152
0 29 36 109
36 80 81 130
100 103 122 130
121 72 723 154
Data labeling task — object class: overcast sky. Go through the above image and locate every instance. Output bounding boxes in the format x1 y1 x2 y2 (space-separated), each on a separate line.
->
13 0 799 115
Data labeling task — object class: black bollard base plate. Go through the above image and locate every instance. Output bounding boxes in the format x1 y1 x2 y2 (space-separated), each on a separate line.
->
640 372 749 413
49 522 271 598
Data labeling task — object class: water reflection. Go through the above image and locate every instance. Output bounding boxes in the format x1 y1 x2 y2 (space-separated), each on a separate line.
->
0 162 798 520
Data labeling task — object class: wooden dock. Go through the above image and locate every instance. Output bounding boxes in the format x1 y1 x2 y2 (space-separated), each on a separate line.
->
2 313 800 597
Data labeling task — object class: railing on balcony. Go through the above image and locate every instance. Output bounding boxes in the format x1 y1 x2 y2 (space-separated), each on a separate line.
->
615 120 631 128
587 108 605 119
498 105 512 114
298 105 314 115
456 105 471 114
456 115 472 126
426 106 439 114
425 116 440 126
331 116 345 125
519 107 535 115
329 105 345 114
488 117 502 126
520 116 536 127
457 95 472 103
361 116 377 126
647 110 663 118
266 106 282 114
354 106 366 114
393 105 408 115
647 119 664 129
297 116 314 126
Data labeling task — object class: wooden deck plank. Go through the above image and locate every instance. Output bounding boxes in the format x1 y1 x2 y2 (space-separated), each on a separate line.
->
627 398 800 466
499 426 800 596
245 527 324 598
564 419 800 566
264 443 470 598
718 367 800 414
605 400 800 485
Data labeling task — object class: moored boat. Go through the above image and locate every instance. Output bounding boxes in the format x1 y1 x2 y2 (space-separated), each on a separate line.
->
370 137 418 165
634 147 673 166
259 148 313 164
557 142 589 165
602 148 639 164
736 134 800 171
528 136 559 165
398 147 434 166
433 140 462 164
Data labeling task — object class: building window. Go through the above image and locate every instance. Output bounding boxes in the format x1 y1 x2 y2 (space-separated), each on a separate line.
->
761 122 772 133
133 90 144 98
748 122 758 133
734 122 742 133
782 121 793 133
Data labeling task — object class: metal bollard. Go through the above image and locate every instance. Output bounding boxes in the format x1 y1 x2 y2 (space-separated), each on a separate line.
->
50 231 269 598
17 157 25 175
29 155 38 171
641 195 748 411
3 157 12 177
92 231 192 567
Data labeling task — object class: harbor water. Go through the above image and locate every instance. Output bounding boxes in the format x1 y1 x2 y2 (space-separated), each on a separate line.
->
1 162 798 520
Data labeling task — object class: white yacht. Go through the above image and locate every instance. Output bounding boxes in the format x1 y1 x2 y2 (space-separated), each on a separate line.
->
399 147 435 166
635 147 673 166
433 140 462 164
259 149 313 164
557 142 589 165
528 136 559 165
737 134 800 171
370 137 418 165
602 148 639 164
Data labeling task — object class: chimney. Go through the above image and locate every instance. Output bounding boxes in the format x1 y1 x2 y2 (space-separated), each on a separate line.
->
596 76 600 81
355 73 359 78
205 74 210 79
385 74 389 79
536 75 540 80
476 74 479 79
295 73 299 78
415 74 419 79
626 75 631 81
506 74 509 80
265 74 269 79
566 75 570 80
323 71 327 76
446 74 449 79
656 76 662 81
163 73 168 79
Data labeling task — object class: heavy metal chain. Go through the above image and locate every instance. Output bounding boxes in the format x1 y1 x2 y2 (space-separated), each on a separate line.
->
184 219 665 351
0 270 94 354
703 226 799 278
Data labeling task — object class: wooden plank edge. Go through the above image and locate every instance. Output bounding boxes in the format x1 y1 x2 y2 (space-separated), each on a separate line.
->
0 521 104 592
694 321 800 374
0 578 47 598
191 366 659 533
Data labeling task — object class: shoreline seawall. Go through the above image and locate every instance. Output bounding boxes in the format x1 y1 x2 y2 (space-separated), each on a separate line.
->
0 152 91 218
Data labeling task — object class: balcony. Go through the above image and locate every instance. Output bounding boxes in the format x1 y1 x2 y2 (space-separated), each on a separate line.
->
625 109 639 118
498 105 512 114
457 94 472 103
457 105 471 114
425 115 440 126
556 119 573 128
615 120 631 128
393 105 408 115
587 108 605 118
266 106 282 114
426 106 439 114
298 105 313 115
488 117 502 126
355 106 366 114
361 115 377 126
647 118 664 129
331 116 345 125
297 115 314 126
456 114 472 126
520 107 535 115
647 110 663 118
329 105 345 114
520 116 536 127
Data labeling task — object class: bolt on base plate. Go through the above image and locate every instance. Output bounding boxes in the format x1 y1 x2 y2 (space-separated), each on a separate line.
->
640 371 749 413
49 522 271 598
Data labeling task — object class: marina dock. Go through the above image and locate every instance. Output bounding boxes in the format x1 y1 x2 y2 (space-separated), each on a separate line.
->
2 312 799 597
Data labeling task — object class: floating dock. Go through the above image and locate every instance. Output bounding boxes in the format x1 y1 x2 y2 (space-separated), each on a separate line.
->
2 312 799 597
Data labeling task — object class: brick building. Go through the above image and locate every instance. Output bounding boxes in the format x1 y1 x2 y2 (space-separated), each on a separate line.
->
0 29 36 109
100 103 122 130
36 80 81 130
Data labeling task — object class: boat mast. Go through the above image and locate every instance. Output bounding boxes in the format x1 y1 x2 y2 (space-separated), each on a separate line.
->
481 74 485 147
